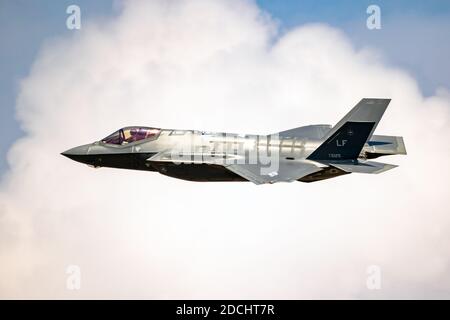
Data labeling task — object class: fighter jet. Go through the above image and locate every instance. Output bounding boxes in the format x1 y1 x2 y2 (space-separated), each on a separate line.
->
61 98 406 184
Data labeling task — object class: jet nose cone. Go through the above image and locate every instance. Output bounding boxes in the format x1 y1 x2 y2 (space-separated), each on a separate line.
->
61 144 92 163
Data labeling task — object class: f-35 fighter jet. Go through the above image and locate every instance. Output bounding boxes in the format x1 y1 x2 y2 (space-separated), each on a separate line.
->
62 98 406 184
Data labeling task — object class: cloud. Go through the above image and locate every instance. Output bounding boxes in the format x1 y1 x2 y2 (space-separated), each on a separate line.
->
1 0 449 298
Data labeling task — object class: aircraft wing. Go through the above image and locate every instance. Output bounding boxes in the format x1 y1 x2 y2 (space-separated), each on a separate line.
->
225 160 323 185
147 150 242 164
147 151 323 184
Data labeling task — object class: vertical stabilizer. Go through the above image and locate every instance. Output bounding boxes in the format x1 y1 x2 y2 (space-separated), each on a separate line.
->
307 98 390 161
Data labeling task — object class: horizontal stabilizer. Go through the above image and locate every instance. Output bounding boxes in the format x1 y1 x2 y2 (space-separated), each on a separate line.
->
364 135 407 159
330 160 397 174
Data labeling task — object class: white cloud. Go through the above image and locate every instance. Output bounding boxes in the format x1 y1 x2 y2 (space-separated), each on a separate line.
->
1 0 449 298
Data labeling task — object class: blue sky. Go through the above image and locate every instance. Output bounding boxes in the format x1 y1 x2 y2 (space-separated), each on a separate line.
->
1 0 449 174
2 0 450 299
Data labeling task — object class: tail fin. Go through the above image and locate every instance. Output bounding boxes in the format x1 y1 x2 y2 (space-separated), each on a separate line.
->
307 98 390 161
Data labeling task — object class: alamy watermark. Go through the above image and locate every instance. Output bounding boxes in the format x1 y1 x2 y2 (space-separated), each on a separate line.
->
366 265 381 290
66 264 81 290
66 5 81 30
168 133 281 176
366 5 381 30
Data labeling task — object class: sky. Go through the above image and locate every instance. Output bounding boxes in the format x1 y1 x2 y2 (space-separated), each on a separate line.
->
1 1 450 174
0 0 449 299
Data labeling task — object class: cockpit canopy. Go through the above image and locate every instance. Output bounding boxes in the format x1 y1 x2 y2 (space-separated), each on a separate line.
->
101 127 161 145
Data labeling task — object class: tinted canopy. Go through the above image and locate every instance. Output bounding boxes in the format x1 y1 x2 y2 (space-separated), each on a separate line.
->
102 127 161 145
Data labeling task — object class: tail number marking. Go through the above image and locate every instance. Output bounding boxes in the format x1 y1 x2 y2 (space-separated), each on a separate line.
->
328 153 341 158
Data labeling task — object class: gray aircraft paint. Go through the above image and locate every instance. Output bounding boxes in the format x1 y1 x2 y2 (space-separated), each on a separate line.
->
62 98 406 184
